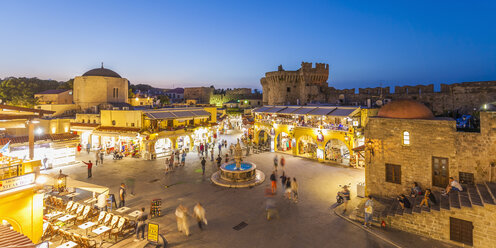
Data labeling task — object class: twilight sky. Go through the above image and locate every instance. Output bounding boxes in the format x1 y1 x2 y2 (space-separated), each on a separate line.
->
1 0 495 91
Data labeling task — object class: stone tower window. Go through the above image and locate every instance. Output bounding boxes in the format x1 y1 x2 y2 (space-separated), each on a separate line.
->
403 131 410 145
287 87 291 92
112 120 116 125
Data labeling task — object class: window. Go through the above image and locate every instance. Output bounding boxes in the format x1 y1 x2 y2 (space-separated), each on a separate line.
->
287 87 291 92
385 163 401 184
403 131 410 145
131 123 135 127
113 88 119 98
82 119 85 123
93 120 96 124
112 120 116 125
450 217 473 245
459 172 474 185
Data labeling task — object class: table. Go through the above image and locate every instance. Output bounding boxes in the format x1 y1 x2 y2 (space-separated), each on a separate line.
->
57 214 76 222
45 211 63 219
78 221 96 235
92 226 111 236
84 198 97 204
66 192 80 198
128 210 141 218
56 241 78 248
115 207 130 213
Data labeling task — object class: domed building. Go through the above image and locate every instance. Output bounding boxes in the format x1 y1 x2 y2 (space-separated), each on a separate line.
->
377 99 434 119
73 65 129 111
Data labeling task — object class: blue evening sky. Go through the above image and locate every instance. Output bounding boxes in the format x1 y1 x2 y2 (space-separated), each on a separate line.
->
0 0 495 91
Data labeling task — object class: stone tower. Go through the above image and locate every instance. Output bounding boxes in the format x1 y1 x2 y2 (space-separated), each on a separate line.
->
260 62 329 105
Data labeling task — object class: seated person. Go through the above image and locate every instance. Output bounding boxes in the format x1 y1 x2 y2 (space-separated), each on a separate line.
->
410 182 422 197
418 189 437 208
444 177 463 195
397 194 411 209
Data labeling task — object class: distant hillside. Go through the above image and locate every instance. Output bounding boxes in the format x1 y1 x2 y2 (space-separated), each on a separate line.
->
0 77 72 107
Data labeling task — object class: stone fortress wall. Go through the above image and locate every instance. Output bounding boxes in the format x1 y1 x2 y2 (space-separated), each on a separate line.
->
261 62 496 115
328 81 496 115
209 88 262 106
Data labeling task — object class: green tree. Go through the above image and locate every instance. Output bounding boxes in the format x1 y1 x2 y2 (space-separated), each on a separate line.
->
157 95 170 106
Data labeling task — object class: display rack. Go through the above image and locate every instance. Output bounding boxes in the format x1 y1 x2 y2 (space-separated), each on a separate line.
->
150 198 161 218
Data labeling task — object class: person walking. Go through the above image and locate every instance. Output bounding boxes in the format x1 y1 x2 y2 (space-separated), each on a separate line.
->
270 171 277 194
100 151 104 164
205 144 208 157
280 172 287 190
216 154 222 169
119 183 126 208
170 153 175 168
364 196 373 227
181 151 186 166
134 207 148 241
218 143 222 154
95 151 100 166
291 178 299 203
175 204 190 236
83 160 93 178
200 143 204 157
210 147 214 161
201 157 206 175
229 144 234 156
86 143 91 154
273 155 278 172
193 202 207 230
77 143 82 155
280 156 285 170
284 175 292 199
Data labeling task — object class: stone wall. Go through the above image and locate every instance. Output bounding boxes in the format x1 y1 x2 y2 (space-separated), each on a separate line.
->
365 112 496 197
74 76 128 110
388 204 496 247
184 87 214 104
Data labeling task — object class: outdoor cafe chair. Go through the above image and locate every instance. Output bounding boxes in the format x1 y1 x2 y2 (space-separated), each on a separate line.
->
41 222 59 241
72 233 82 244
76 205 91 225
102 213 112 226
79 236 98 248
96 211 106 224
70 202 79 214
110 217 126 241
65 201 74 212
109 215 119 229
56 197 65 210
122 217 135 229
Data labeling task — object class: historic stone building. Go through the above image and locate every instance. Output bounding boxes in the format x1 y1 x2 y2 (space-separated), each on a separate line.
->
209 88 262 107
260 62 496 115
73 65 129 111
261 62 329 105
363 99 496 247
184 87 214 104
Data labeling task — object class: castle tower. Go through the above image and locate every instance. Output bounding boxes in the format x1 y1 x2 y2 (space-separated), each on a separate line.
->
261 62 329 105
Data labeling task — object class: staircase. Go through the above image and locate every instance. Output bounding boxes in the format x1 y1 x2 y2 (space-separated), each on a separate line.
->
355 182 496 221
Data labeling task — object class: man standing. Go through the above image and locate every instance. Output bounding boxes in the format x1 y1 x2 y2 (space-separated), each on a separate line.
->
216 154 222 169
119 183 126 208
134 207 148 241
270 171 277 194
100 151 104 164
364 196 373 227
193 202 207 230
95 151 100 166
86 143 91 154
83 160 93 178
201 157 206 175
210 147 214 161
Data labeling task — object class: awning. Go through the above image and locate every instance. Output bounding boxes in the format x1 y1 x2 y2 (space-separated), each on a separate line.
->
292 107 315 115
327 108 358 117
265 107 287 113
253 106 273 113
145 112 175 119
0 225 35 248
352 145 365 151
308 107 336 116
277 107 300 114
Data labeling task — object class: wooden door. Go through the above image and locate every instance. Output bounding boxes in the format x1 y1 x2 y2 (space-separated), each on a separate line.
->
432 157 449 187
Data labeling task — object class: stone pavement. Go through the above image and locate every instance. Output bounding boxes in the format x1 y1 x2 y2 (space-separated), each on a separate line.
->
42 131 431 247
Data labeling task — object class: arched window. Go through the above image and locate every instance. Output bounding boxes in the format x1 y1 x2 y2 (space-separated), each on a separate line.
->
403 131 410 145
112 120 116 126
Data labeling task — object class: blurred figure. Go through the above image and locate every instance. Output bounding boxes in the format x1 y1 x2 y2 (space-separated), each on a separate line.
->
291 178 299 203
175 204 190 236
193 203 208 230
270 171 277 194
273 155 278 172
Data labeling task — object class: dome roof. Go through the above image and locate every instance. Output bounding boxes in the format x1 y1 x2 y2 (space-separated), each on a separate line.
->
377 99 434 119
82 66 121 78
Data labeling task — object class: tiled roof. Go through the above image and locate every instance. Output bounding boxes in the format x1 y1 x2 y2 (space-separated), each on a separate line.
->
36 89 69 95
0 225 34 248
96 126 140 132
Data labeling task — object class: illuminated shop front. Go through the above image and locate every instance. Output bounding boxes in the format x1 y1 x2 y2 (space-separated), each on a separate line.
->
253 105 378 166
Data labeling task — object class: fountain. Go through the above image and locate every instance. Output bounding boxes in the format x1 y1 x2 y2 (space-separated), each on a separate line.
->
211 141 265 188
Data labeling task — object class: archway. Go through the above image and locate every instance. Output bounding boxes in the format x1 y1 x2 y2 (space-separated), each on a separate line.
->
324 139 350 165
257 130 271 150
276 132 291 153
155 138 172 157
177 136 191 151
298 135 317 159
1 218 23 235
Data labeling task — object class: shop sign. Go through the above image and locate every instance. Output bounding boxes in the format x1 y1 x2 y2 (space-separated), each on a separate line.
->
0 173 35 192
353 121 359 127
147 223 159 243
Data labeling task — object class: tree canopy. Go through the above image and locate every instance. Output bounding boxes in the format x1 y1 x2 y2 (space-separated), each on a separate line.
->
0 77 73 107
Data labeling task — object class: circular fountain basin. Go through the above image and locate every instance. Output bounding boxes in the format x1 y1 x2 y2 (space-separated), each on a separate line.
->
211 161 265 188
